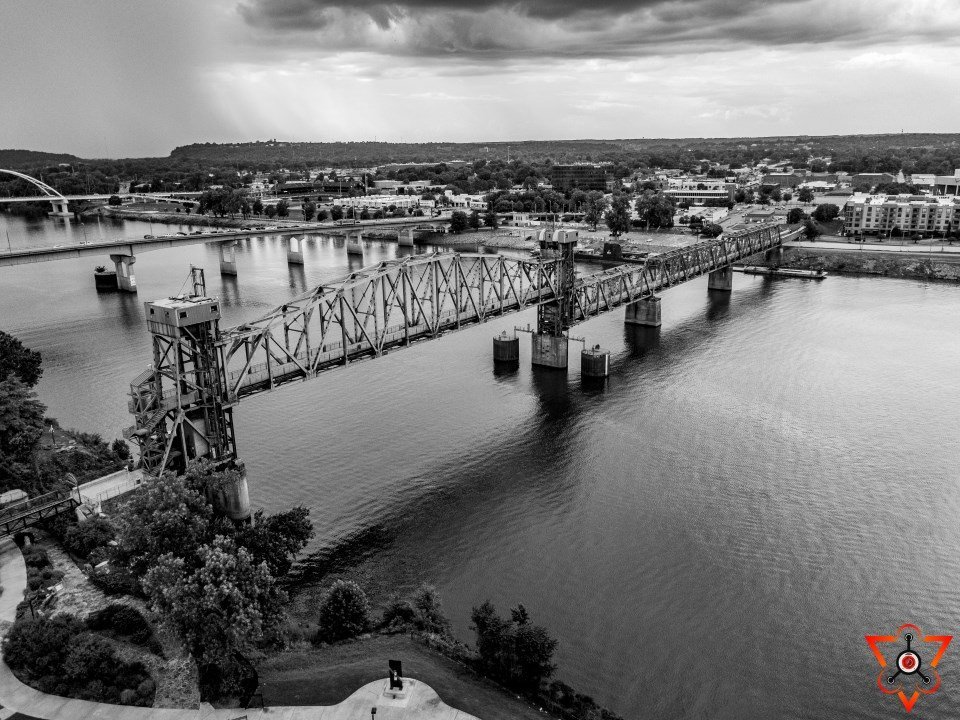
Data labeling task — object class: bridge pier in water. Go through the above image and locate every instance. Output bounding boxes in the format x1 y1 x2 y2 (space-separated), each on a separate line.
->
109 253 137 292
219 241 238 275
625 295 661 327
48 199 71 217
347 231 363 255
531 333 569 369
708 265 733 292
398 228 415 248
287 236 304 264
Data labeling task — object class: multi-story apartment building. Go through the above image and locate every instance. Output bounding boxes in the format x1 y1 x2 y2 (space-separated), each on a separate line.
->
842 194 960 236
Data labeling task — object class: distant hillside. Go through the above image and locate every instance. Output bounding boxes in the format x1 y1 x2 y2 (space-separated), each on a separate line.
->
0 149 83 169
170 134 960 170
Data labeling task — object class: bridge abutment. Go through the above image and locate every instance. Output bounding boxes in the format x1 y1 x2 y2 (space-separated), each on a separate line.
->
109 253 137 292
398 228 415 247
219 241 238 275
531 333 568 370
708 265 733 292
287 236 304 264
347 231 364 255
625 295 661 327
764 246 783 265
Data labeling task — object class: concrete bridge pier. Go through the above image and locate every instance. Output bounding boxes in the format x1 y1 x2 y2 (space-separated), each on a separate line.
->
531 333 568 370
708 265 733 292
625 295 661 327
347 231 364 255
219 241 238 275
764 246 783 265
287 236 304 264
109 253 137 292
48 199 71 217
398 228 415 248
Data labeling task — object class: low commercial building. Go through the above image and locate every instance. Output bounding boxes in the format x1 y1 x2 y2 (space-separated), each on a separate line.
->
664 178 736 204
333 194 420 210
842 193 960 236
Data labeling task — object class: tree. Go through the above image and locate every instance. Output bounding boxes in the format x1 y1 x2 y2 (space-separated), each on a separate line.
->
787 208 806 224
700 222 723 238
468 209 481 230
265 205 277 219
108 195 122 207
449 210 469 233
797 187 814 203
634 191 676 229
359 208 371 221
276 199 289 218
64 517 116 559
484 208 499 229
811 203 840 223
252 198 263 216
330 205 344 221
471 601 557 693
803 217 821 239
583 191 608 230
301 201 316 222
114 472 215 576
0 331 42 387
143 535 284 680
233 506 313 578
316 208 329 221
317 579 370 642
410 583 451 635
604 193 632 237
0 378 46 463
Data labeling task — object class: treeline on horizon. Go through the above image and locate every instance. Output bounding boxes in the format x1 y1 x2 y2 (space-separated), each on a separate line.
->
3 133 960 200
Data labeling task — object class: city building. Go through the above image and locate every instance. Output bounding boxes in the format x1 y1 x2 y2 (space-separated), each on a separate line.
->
932 170 960 196
333 194 421 210
551 164 615 192
842 193 960 236
663 178 736 204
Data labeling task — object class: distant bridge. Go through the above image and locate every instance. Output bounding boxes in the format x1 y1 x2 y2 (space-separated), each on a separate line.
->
124 223 803 517
0 168 204 216
0 217 450 290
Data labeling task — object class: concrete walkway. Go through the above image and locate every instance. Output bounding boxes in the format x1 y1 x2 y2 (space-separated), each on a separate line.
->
0 538 480 720
78 468 144 506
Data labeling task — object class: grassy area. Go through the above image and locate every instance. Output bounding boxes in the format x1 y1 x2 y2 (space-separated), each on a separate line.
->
258 633 549 720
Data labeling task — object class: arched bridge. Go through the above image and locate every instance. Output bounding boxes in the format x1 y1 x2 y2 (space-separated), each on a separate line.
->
125 223 800 505
0 169 71 216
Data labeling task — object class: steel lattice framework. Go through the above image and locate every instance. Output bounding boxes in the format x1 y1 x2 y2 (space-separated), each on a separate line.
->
127 224 789 477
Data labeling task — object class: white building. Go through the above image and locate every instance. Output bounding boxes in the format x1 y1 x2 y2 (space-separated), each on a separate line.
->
333 194 420 210
664 178 736 204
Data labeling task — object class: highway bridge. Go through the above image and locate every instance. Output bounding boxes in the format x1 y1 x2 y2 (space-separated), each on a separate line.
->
124 223 802 520
0 217 451 290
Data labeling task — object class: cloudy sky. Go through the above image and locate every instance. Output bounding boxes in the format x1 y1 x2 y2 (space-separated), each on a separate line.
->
3 0 960 157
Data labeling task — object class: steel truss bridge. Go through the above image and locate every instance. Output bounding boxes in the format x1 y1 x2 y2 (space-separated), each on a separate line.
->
126 223 794 478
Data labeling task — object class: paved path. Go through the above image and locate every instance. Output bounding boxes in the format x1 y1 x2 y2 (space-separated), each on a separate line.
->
0 539 480 720
78 468 143 506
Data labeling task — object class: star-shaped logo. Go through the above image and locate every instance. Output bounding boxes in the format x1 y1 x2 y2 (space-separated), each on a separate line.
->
866 624 952 712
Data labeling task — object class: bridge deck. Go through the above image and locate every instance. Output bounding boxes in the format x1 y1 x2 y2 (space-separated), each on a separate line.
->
0 488 81 537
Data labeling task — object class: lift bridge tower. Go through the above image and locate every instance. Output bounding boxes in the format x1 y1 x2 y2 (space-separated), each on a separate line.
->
125 269 251 522
531 228 578 368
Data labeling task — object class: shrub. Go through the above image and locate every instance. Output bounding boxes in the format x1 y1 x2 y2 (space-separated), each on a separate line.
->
4 615 155 706
22 547 49 569
88 566 139 597
64 517 116 559
382 594 416 629
86 603 161 653
317 580 370 642
470 601 557 693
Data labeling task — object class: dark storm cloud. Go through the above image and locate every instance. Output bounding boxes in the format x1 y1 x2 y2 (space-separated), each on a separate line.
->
236 0 934 61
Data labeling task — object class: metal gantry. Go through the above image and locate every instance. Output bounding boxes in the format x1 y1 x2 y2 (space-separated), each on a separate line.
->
127 224 787 477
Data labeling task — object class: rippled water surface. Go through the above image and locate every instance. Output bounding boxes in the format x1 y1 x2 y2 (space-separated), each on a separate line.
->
3 213 960 718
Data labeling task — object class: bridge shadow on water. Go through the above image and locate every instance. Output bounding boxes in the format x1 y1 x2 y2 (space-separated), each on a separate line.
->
286 275 786 591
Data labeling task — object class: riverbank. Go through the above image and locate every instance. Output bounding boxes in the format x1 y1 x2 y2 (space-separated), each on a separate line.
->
763 246 960 281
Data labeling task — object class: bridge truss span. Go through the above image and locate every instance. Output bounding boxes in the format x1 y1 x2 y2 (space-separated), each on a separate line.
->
220 251 559 401
572 224 785 322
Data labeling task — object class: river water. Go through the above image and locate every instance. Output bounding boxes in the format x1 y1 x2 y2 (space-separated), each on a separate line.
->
3 212 960 719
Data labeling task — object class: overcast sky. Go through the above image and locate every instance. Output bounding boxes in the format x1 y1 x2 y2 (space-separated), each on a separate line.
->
3 0 960 158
